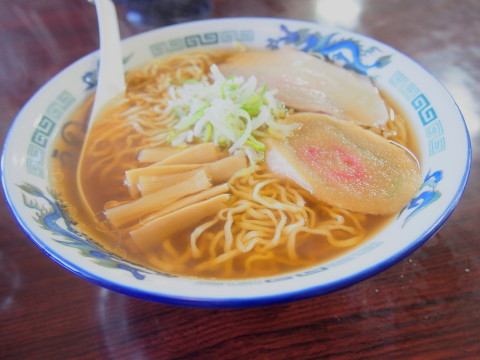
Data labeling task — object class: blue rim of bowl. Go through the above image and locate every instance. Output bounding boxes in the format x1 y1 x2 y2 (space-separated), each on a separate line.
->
1 17 472 308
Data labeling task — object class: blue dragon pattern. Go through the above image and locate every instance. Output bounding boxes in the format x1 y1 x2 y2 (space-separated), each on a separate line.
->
18 183 169 280
267 24 391 75
399 170 443 226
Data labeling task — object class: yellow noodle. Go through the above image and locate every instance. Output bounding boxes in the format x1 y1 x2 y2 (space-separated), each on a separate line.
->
71 48 412 279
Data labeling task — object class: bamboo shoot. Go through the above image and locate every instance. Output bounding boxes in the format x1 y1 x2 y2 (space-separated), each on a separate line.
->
138 147 182 163
138 169 200 196
204 153 248 183
158 142 221 165
106 169 211 227
125 164 202 198
129 194 230 252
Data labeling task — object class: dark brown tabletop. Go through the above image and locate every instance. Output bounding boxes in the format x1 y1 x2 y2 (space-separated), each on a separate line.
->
1 0 479 359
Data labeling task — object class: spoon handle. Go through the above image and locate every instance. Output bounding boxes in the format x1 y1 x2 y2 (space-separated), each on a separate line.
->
89 0 126 129
76 0 126 219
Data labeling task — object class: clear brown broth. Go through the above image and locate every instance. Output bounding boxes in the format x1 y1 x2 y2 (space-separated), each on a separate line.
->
49 53 419 280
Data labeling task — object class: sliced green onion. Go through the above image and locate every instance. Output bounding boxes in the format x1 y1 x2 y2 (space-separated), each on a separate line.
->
165 64 292 164
246 136 265 152
203 122 213 142
174 104 209 131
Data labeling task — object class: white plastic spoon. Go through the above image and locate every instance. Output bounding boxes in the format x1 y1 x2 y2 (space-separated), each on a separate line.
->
77 0 126 217
87 0 126 129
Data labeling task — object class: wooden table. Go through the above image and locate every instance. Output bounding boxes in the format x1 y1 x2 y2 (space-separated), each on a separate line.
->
1 1 479 358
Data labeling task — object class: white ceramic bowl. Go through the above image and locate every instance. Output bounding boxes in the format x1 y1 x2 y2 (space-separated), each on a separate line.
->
1 18 471 307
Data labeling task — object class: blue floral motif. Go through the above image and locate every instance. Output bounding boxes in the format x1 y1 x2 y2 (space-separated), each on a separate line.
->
399 170 443 226
267 25 391 75
18 183 170 280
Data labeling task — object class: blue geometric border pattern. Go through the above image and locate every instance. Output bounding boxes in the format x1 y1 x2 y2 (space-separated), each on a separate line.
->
27 90 76 179
389 71 445 156
150 30 255 57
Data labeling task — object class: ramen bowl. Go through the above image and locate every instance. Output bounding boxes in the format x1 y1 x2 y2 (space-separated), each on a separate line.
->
1 18 471 307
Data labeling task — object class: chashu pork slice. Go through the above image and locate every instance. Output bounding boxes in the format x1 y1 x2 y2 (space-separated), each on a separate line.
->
265 113 421 215
219 47 389 127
